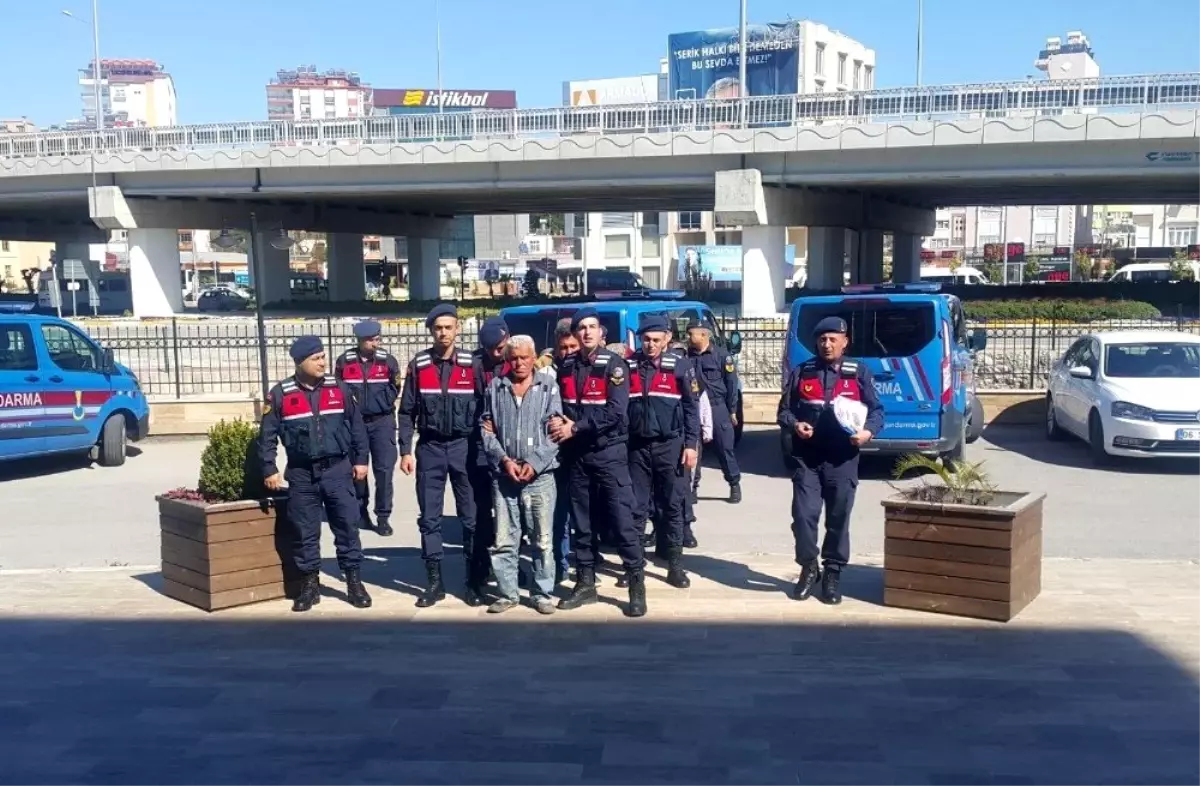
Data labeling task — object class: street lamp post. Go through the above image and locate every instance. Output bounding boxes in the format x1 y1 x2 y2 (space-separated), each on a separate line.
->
916 0 925 87
738 0 748 127
62 3 103 131
435 0 445 141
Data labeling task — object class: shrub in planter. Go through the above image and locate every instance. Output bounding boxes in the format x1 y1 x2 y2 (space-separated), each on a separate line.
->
158 419 296 612
880 455 1043 622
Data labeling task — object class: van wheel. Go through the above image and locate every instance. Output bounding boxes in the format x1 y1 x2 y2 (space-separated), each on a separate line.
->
98 413 127 467
942 421 967 471
966 394 985 444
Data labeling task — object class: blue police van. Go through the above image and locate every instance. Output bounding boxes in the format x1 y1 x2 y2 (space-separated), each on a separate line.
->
782 283 987 463
0 308 150 466
499 291 747 442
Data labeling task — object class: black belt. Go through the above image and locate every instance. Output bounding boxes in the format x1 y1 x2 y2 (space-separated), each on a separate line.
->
363 412 395 423
291 455 347 470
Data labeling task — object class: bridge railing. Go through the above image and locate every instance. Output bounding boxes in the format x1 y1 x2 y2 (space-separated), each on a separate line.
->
2 73 1198 160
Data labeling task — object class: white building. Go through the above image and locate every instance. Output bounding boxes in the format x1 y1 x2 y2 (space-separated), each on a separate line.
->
266 65 371 122
79 59 176 128
796 20 876 93
1035 31 1101 81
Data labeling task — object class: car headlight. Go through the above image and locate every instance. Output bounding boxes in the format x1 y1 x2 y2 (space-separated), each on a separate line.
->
1111 401 1154 421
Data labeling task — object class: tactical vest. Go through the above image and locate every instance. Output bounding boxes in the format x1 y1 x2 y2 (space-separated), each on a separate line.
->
558 349 624 451
276 375 353 463
628 351 685 440
412 349 478 439
337 349 397 417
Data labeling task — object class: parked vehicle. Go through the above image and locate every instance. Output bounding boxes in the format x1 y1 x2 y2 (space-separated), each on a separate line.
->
1107 262 1200 283
1046 331 1200 462
781 283 987 464
920 265 992 286
196 287 251 312
0 311 150 465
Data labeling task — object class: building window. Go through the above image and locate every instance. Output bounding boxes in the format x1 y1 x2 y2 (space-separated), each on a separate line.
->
853 61 862 90
864 65 874 89
977 235 1000 246
602 213 635 229
604 234 631 259
951 214 966 245
1034 234 1056 247
641 234 661 258
815 44 826 77
677 211 703 231
1167 225 1198 246
837 53 847 84
0 240 9 252
935 219 950 231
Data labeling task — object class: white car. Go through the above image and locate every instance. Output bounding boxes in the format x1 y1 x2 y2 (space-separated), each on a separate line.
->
1046 331 1200 462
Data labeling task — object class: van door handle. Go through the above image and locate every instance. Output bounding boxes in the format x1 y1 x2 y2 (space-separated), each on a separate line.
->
874 372 895 381
48 375 64 383
24 375 39 383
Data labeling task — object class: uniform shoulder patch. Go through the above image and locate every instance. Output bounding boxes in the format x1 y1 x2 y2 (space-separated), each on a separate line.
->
608 362 625 384
690 377 700 394
724 355 736 373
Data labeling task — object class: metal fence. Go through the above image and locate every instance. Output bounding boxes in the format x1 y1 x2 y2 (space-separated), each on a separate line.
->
3 73 1197 160
90 315 1200 400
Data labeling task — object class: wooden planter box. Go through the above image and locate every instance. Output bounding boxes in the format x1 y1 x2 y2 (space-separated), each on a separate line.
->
157 495 299 612
881 490 1044 622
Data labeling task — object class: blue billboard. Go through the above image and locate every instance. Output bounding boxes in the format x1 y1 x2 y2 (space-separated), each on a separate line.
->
667 22 801 100
678 244 797 283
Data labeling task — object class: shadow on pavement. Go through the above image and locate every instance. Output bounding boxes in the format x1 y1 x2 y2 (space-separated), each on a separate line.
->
0 445 144 482
982 425 1200 475
0 613 1195 784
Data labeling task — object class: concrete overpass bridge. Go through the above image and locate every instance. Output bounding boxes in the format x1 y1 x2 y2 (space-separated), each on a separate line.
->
0 73 1196 316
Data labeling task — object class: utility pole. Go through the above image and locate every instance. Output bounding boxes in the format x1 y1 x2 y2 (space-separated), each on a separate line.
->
738 0 749 127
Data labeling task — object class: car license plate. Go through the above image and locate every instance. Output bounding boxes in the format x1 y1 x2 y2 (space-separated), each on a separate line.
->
1175 429 1200 441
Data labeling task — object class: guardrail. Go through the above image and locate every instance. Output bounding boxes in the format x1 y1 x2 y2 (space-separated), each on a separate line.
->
3 73 1198 160
85 314 1200 400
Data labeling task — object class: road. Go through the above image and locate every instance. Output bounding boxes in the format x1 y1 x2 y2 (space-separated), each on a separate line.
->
1 426 1196 572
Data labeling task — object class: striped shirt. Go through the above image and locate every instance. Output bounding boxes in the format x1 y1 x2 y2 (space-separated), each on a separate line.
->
481 372 563 477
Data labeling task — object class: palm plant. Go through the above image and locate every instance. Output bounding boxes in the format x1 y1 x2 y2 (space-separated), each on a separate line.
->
890 453 997 506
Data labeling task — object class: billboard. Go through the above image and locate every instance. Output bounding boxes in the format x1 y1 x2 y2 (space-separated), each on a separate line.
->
563 75 660 106
667 21 801 100
678 244 797 283
372 89 517 112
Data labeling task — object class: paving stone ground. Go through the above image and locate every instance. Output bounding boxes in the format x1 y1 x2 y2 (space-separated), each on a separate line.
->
1 553 1197 785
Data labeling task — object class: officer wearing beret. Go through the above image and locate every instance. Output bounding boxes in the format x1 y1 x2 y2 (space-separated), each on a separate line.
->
468 316 511 573
334 319 401 537
259 335 372 612
550 306 647 617
777 316 884 605
686 318 743 505
398 304 487 608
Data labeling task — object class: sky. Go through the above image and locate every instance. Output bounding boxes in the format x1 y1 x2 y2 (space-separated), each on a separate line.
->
1 0 1198 125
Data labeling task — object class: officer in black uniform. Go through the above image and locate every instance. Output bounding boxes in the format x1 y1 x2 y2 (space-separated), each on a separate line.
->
398 304 485 608
777 316 885 605
687 320 742 504
469 316 510 574
551 307 647 617
259 335 372 612
627 315 699 589
334 319 401 536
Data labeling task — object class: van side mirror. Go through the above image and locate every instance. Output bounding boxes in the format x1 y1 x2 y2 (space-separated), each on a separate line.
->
727 331 743 355
969 328 988 352
101 347 116 374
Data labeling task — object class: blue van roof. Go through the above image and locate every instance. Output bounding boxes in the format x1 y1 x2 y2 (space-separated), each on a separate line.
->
501 300 710 315
791 292 956 308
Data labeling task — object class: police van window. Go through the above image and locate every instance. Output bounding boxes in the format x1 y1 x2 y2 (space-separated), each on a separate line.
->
503 310 620 353
0 323 37 371
40 324 102 372
950 301 967 346
796 302 935 358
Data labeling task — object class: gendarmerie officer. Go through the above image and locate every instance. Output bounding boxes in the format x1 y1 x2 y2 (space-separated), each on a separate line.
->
777 316 884 605
550 307 647 617
334 319 401 537
259 335 372 612
687 320 742 504
398 304 486 608
627 315 699 589
469 316 511 579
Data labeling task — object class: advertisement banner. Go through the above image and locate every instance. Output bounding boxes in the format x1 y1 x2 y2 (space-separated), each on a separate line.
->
372 89 518 111
678 244 797 283
667 22 800 100
564 75 660 106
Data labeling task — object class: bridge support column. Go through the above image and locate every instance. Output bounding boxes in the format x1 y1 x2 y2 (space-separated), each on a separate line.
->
407 237 443 301
252 233 292 305
54 241 92 267
806 228 848 290
327 233 366 302
741 226 788 317
129 228 183 317
852 229 885 285
892 232 922 283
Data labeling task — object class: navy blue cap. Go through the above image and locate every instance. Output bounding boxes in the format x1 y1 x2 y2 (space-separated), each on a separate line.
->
353 319 381 339
425 303 458 329
478 316 509 350
638 314 670 335
813 316 849 336
685 318 707 331
289 335 324 363
571 307 600 332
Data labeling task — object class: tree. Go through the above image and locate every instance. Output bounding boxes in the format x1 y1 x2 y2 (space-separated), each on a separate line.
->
947 252 963 274
1022 257 1041 284
530 213 565 235
1170 248 1196 281
521 269 540 298
1073 249 1094 281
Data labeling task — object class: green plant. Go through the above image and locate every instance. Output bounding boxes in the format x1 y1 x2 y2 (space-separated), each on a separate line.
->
1170 249 1196 282
891 453 997 506
197 419 263 502
1022 257 1041 283
964 298 1160 322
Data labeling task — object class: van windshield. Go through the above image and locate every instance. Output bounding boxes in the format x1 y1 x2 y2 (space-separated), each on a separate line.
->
796 301 937 358
503 309 621 353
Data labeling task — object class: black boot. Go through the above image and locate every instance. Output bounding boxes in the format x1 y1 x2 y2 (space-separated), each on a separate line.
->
690 488 699 505
291 571 321 612
626 568 647 618
682 525 698 549
558 565 599 610
820 568 843 605
375 517 393 537
729 483 742 504
416 561 446 608
464 561 488 607
345 567 372 609
666 547 690 589
642 528 656 548
358 512 375 532
792 562 821 601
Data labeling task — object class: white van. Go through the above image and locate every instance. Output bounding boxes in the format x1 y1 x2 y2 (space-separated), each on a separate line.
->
920 265 991 286
1108 261 1200 283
